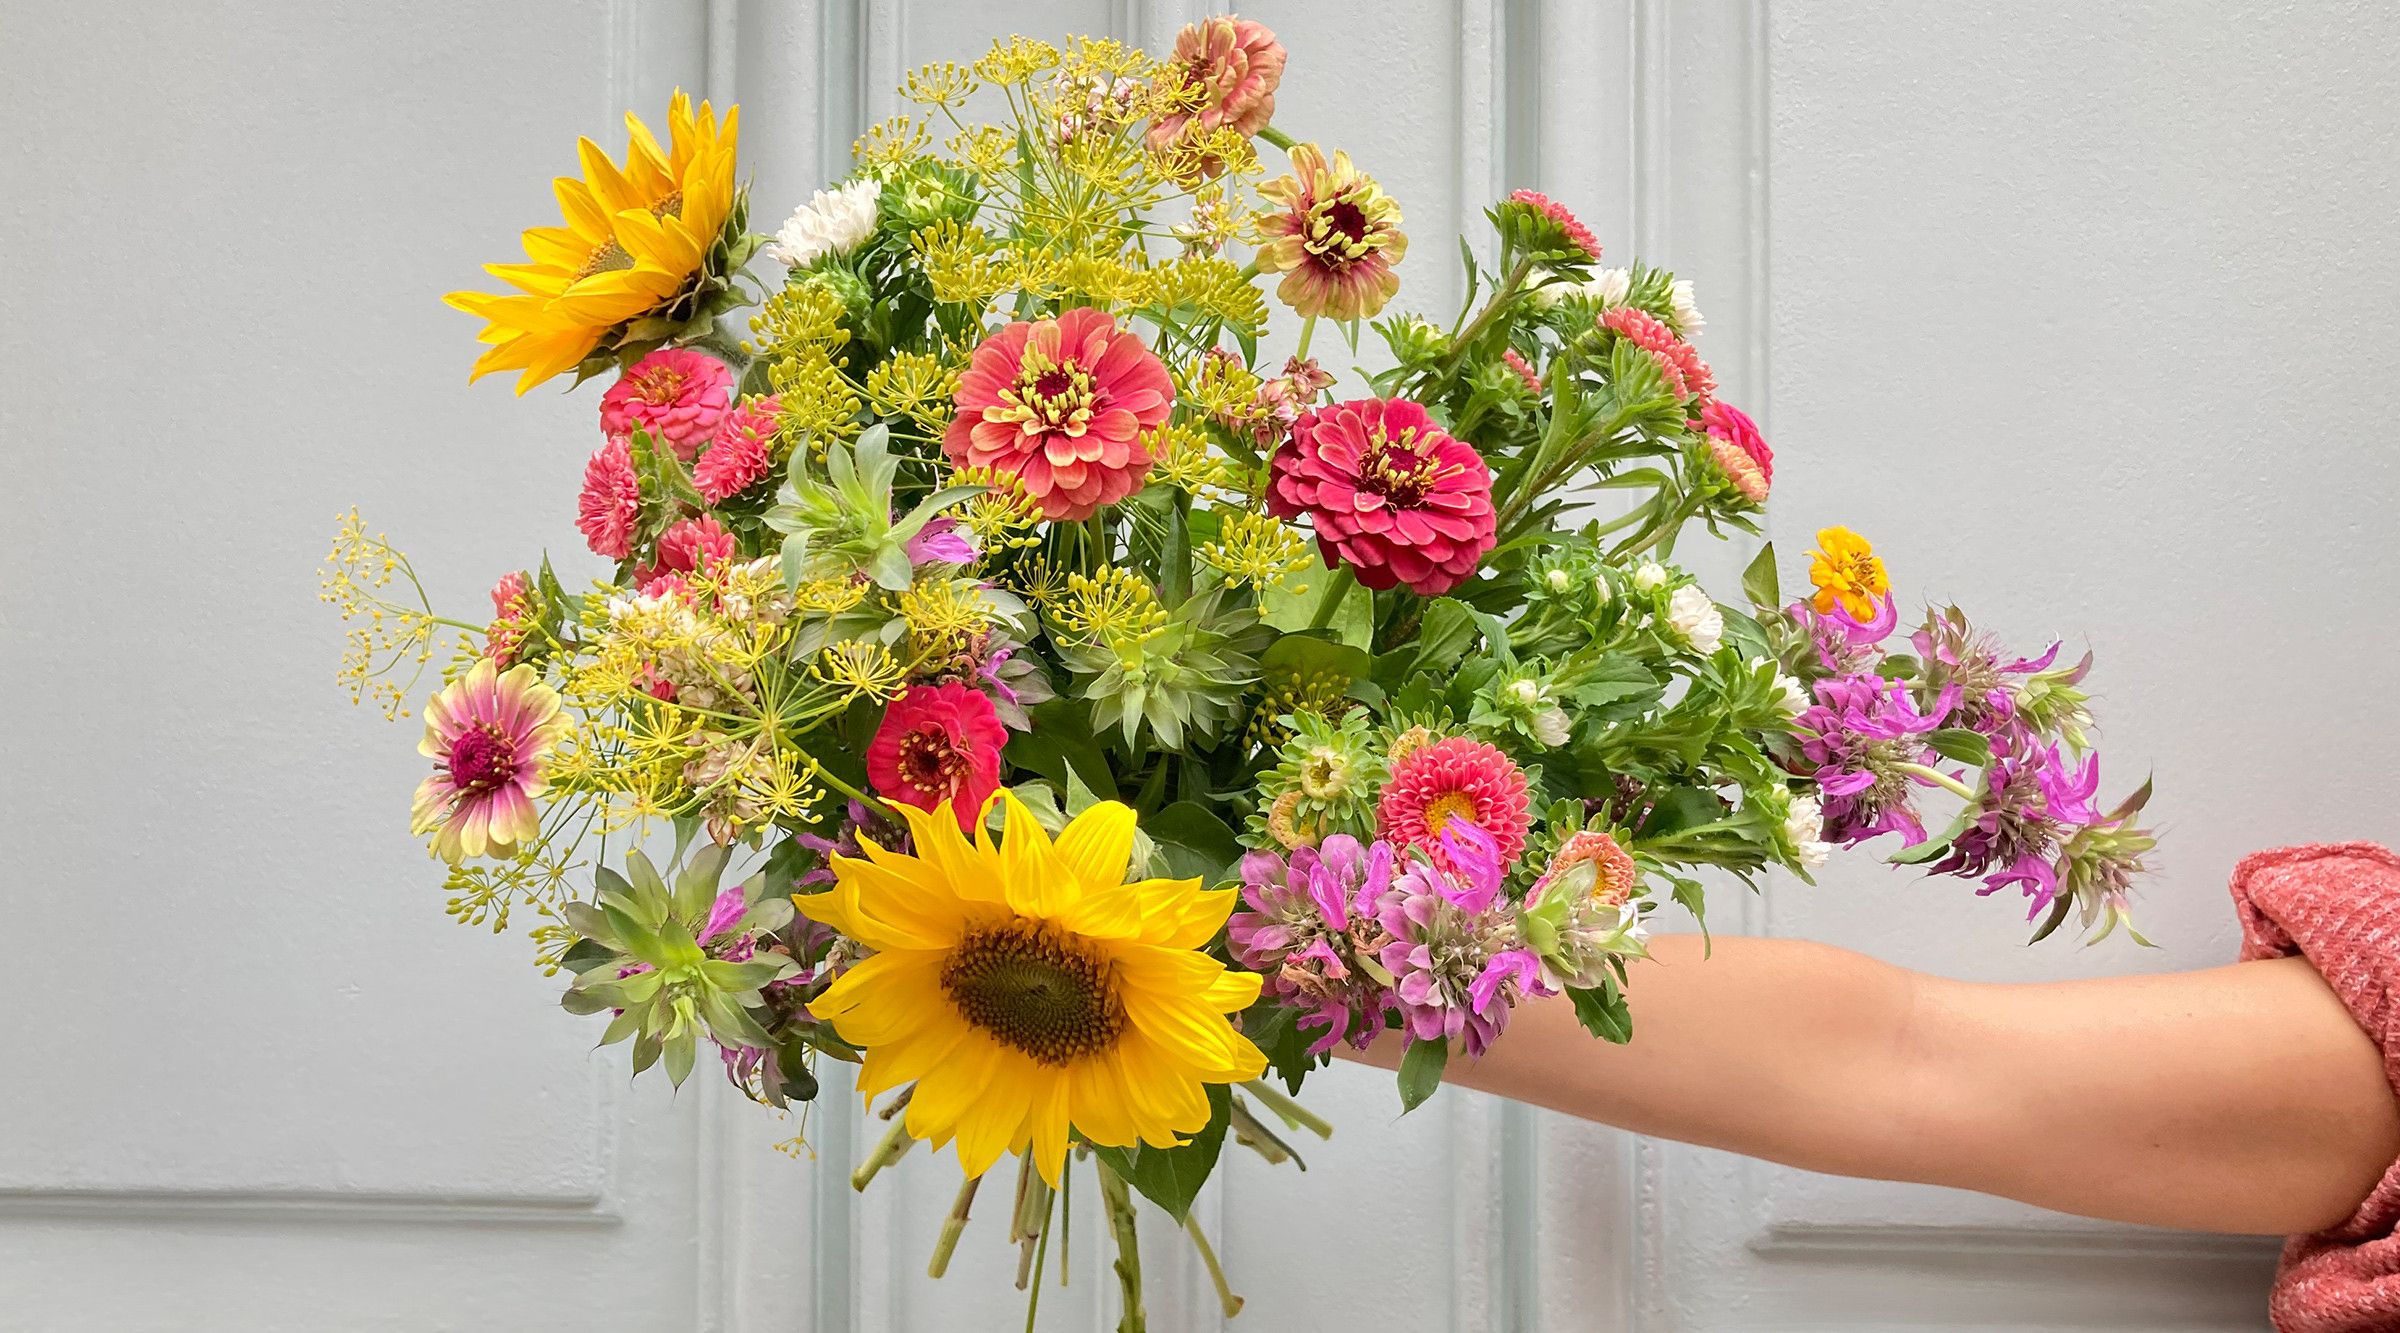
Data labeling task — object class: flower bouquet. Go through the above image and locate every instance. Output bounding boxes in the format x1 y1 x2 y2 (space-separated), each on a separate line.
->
324 17 2155 1325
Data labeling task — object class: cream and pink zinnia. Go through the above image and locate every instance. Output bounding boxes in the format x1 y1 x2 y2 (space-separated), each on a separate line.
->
410 658 571 863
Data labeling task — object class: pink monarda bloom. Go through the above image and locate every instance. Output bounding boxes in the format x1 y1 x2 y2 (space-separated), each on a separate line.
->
576 435 642 560
1147 16 1287 168
1602 306 1715 405
598 348 733 461
1267 396 1497 597
1701 399 1772 483
484 570 533 666
1505 189 1602 261
694 394 783 504
410 658 570 863
1377 735 1533 872
942 306 1172 520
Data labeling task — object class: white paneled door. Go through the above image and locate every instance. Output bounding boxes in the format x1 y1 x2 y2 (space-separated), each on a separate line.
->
11 0 2397 1329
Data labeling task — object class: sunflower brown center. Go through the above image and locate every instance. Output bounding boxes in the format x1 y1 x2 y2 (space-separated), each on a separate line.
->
942 921 1127 1065
447 723 518 796
576 238 637 280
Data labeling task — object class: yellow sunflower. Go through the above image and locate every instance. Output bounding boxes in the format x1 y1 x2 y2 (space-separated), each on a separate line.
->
447 91 741 394
796 793 1266 1186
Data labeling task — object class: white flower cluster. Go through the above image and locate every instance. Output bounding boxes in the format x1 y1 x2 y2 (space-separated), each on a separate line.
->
1665 584 1724 656
765 179 880 269
1782 793 1831 870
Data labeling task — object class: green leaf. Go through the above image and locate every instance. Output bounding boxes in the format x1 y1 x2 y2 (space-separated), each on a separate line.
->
1926 728 1993 769
1669 876 1710 950
1739 541 1781 611
1398 1036 1448 1113
1567 981 1635 1044
1242 998 1327 1095
1091 1082 1231 1222
1144 800 1243 884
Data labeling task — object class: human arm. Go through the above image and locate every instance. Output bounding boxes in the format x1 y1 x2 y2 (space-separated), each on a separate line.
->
1347 934 2400 1235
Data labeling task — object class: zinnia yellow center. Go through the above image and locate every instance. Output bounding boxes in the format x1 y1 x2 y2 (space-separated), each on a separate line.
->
1422 791 1479 836
1361 427 1447 507
1304 193 1381 266
1000 347 1098 435
941 921 1127 1065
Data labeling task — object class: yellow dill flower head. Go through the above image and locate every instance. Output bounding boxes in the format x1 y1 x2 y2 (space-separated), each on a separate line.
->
1144 254 1268 336
812 639 909 702
899 578 994 642
974 36 1062 87
949 125 1016 183
912 219 1005 308
863 350 961 430
766 351 864 450
1001 554 1073 609
902 60 978 108
854 115 931 168
1054 250 1150 309
1052 567 1168 647
747 282 852 361
795 793 1267 1184
1180 350 1264 424
1198 509 1312 593
319 509 449 719
952 466 1045 552
1808 525 1891 621
1244 667 1354 752
793 576 872 616
1145 419 1230 494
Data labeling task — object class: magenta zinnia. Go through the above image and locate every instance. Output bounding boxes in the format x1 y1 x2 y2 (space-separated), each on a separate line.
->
1268 396 1496 596
1254 144 1409 321
694 394 783 504
410 658 570 863
943 306 1173 520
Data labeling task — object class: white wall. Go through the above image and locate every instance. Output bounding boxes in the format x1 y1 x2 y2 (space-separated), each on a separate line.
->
6 2 2396 1330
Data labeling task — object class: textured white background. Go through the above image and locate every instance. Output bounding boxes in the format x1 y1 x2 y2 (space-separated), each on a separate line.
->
5 1 2397 1329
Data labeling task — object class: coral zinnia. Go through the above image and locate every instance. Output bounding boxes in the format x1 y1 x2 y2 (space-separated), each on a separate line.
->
576 435 643 561
599 348 732 461
446 92 740 394
942 307 1172 521
640 515 737 583
1377 735 1532 870
1267 397 1496 596
1505 189 1602 261
866 682 1008 833
410 658 570 863
795 793 1268 1185
693 394 783 504
1146 17 1287 170
484 570 533 666
1255 144 1409 321
1701 399 1771 483
1602 306 1715 405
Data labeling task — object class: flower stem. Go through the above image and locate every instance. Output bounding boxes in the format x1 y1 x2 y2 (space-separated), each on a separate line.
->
1897 761 1980 802
1259 125 1298 152
1307 565 1357 633
1239 1079 1334 1140
1184 1212 1245 1318
1022 1186 1055 1333
851 1116 914 1192
812 766 901 827
1098 1162 1146 1333
1294 312 1319 361
927 1172 983 1279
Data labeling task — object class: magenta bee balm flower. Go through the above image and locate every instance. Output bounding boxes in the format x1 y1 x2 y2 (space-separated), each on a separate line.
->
1229 836 1400 1054
1795 673 1959 847
410 658 570 863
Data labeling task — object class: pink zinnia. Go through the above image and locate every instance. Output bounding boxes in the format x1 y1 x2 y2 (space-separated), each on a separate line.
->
1535 830 1639 907
943 306 1172 520
1708 438 1770 505
599 348 733 461
1267 397 1497 597
410 658 570 863
865 682 1008 832
642 515 737 583
1701 399 1772 483
1603 306 1715 405
1146 16 1287 170
1506 189 1602 261
576 436 642 561
1377 736 1533 871
694 394 783 504
484 570 533 666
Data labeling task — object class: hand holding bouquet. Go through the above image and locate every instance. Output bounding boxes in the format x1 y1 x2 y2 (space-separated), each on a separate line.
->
324 19 2154 1323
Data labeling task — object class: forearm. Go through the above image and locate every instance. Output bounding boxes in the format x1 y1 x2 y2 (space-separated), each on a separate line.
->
1347 935 2399 1235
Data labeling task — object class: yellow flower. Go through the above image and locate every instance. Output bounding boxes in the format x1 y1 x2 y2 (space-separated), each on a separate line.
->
796 794 1266 1185
446 92 740 393
1808 525 1891 621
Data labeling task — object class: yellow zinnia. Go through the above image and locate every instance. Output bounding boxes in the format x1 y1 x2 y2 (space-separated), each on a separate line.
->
797 793 1266 1185
1808 524 1891 621
447 91 741 394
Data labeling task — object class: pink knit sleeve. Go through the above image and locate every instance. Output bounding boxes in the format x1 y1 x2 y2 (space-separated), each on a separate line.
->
2227 842 2400 1333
